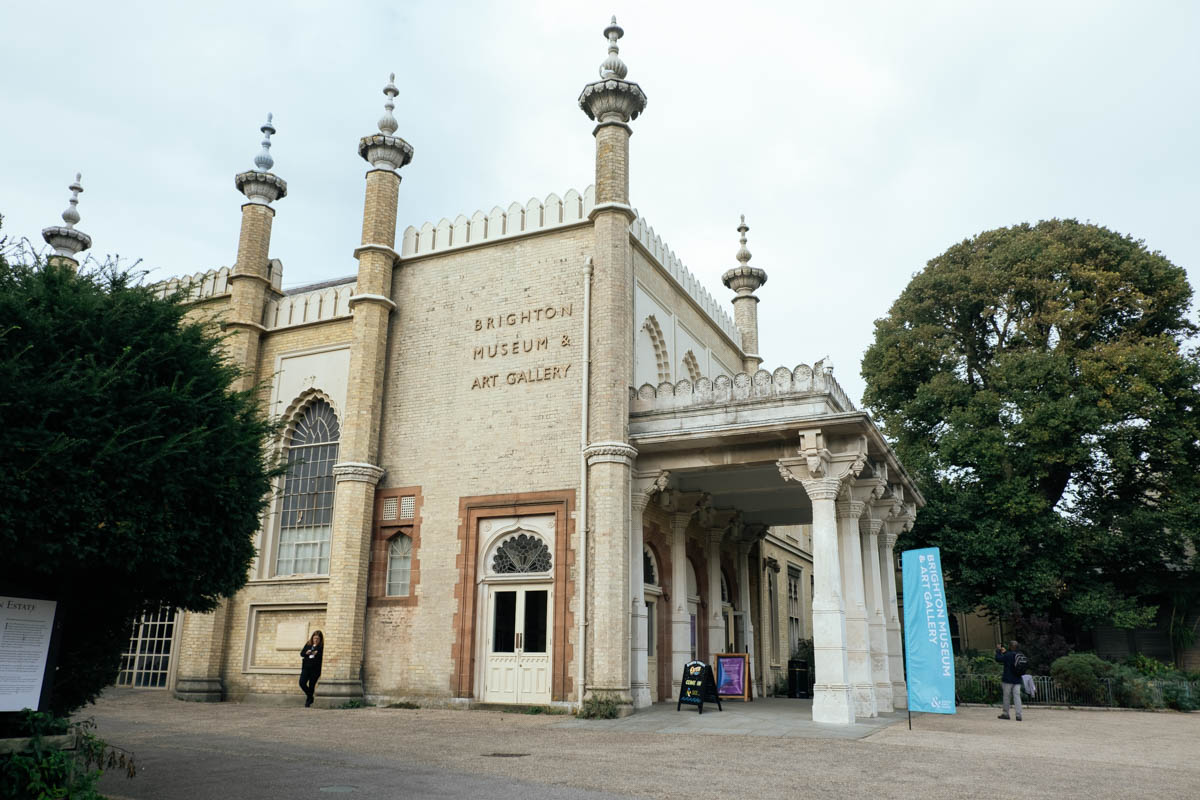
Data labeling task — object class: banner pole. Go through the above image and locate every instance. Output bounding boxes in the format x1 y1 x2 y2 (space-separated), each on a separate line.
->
907 708 911 730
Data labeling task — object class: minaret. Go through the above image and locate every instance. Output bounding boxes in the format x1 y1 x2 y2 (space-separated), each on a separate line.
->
317 74 413 706
175 115 285 704
41 173 92 270
226 114 287 392
721 216 767 373
578 16 647 714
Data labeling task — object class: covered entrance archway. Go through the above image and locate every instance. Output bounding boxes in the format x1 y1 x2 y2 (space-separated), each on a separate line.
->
626 367 923 723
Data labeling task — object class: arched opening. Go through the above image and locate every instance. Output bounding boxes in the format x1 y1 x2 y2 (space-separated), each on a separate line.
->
275 399 340 577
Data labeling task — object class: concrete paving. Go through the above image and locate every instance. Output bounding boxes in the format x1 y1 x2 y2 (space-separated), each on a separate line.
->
553 696 906 739
84 689 1200 800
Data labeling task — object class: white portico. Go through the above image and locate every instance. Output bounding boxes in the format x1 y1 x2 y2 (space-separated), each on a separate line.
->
626 367 921 723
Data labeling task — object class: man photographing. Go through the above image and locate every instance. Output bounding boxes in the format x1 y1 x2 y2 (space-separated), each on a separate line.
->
995 640 1027 721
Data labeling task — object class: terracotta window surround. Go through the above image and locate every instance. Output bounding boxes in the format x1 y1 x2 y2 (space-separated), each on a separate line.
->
450 490 575 702
368 486 423 607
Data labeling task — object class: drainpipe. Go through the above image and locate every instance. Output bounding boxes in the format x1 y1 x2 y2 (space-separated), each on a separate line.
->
577 256 594 710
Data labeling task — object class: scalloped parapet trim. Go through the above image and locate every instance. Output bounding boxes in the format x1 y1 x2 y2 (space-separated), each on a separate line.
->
400 187 597 257
263 282 354 330
629 364 857 414
628 216 740 344
150 265 232 302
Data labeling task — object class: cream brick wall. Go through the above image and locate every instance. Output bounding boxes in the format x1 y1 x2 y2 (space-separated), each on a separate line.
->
633 249 743 378
366 225 592 699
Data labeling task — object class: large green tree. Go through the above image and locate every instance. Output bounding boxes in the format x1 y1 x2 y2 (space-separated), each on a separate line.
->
0 242 277 718
862 219 1200 640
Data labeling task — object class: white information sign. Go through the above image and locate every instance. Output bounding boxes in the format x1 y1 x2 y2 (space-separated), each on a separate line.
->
0 596 57 712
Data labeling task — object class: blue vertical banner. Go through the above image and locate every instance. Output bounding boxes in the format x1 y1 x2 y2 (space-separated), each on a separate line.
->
902 547 956 714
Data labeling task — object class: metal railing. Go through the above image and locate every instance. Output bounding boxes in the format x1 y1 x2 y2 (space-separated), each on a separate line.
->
955 674 1198 708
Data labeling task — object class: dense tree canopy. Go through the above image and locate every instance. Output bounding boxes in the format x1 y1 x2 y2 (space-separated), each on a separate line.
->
862 220 1200 641
0 245 277 716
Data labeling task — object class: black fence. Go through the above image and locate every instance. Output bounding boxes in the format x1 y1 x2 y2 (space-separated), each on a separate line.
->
955 674 1198 708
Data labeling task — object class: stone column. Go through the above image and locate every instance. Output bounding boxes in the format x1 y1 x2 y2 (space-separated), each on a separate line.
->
176 118 286 702
316 78 412 706
706 528 726 659
838 492 876 717
578 17 647 714
861 513 892 711
669 511 691 697
882 507 913 707
800 478 854 723
629 483 652 709
721 216 767 373
736 540 756 692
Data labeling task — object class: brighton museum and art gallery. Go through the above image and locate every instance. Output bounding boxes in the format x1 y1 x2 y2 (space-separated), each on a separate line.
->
41 19 925 724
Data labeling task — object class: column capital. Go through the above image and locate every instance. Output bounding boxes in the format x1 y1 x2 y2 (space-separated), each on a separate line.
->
584 440 638 466
707 527 725 546
859 516 884 537
668 511 691 540
794 476 841 502
332 462 385 485
777 429 868 489
883 532 899 549
835 498 866 521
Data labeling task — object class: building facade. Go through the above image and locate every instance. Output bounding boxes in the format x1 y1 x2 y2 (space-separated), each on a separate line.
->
44 19 923 724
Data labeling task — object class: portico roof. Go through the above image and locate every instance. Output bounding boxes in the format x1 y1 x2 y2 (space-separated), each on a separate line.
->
629 364 924 527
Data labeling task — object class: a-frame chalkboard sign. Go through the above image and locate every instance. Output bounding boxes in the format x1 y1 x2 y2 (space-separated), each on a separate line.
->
676 660 722 714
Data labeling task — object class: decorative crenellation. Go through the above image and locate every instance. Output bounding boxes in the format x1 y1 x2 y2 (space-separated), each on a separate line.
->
151 266 233 301
629 215 740 344
630 363 857 413
263 282 355 330
400 187 596 257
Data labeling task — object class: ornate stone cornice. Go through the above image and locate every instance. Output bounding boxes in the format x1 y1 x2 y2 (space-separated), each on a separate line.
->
41 226 91 259
235 170 287 205
859 516 884 536
332 462 385 485
358 133 414 171
777 429 868 498
587 201 636 222
584 440 638 466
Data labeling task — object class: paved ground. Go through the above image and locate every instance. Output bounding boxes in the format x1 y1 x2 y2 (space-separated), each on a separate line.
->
86 690 1200 800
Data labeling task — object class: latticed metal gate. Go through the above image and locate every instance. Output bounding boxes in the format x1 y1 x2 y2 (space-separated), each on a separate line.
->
115 607 179 688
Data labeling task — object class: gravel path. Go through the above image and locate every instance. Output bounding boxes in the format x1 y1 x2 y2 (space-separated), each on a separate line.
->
86 691 1200 799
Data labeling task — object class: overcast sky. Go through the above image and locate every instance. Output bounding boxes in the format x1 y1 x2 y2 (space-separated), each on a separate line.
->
4 1 1198 407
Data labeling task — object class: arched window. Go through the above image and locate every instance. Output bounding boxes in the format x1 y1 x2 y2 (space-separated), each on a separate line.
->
643 547 658 587
386 534 412 596
276 400 339 576
491 533 552 574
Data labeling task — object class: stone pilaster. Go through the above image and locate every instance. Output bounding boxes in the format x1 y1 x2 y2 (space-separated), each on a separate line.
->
860 513 892 711
668 511 691 697
316 79 412 706
629 475 658 709
736 540 756 665
578 17 647 713
706 527 726 659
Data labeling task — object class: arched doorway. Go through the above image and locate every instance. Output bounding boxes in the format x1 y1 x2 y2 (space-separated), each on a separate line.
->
478 516 555 704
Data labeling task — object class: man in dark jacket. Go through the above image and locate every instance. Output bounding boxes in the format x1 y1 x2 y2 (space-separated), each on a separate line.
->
995 640 1023 721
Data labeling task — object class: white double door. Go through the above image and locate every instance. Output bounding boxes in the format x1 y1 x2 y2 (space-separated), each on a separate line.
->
483 583 552 704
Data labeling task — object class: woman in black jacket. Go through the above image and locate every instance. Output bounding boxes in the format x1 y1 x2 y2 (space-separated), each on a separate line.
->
299 630 323 707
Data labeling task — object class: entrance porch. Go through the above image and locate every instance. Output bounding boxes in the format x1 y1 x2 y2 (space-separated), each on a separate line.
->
626 365 924 724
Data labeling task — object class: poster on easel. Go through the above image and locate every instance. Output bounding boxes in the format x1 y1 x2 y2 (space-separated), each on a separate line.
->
714 652 752 701
0 596 59 712
676 660 722 714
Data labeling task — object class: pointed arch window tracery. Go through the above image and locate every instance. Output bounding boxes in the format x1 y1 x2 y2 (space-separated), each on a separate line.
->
276 399 339 576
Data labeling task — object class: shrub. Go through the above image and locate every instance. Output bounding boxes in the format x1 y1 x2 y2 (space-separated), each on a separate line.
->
577 694 619 719
1160 682 1199 712
1050 652 1111 697
0 712 134 800
956 677 1002 704
1126 654 1174 679
1108 665 1162 709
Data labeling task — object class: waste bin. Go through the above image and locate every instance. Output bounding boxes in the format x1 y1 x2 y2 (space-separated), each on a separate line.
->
787 659 809 698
